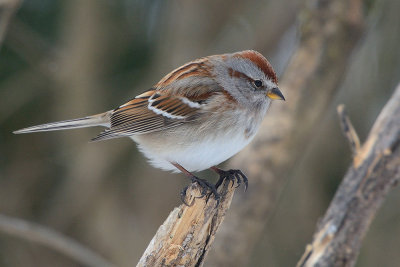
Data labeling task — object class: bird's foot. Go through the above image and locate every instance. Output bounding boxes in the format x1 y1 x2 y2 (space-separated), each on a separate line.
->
213 168 248 191
180 176 220 206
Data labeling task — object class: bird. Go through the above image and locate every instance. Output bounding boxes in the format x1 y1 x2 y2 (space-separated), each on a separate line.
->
14 50 285 204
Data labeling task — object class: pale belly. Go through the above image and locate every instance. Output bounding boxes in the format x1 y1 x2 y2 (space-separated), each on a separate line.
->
131 130 255 172
130 101 269 173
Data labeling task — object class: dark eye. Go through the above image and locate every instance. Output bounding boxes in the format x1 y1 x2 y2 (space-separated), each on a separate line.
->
253 80 263 88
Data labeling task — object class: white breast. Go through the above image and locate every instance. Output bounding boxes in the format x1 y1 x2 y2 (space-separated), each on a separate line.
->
131 98 270 173
132 131 254 173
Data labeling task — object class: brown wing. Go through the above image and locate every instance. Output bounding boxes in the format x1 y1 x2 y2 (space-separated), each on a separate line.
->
92 58 226 141
91 89 202 141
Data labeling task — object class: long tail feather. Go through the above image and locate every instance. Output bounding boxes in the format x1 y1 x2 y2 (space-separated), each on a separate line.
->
13 111 111 134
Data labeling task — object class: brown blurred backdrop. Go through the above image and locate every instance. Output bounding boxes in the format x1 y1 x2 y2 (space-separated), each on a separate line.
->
0 0 400 266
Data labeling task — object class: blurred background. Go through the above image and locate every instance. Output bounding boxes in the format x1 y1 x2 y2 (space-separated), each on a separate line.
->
0 0 400 266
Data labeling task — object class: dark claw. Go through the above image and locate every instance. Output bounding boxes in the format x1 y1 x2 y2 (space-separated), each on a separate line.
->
180 186 194 206
215 169 248 192
180 176 220 206
237 170 248 191
191 176 219 198
234 173 241 188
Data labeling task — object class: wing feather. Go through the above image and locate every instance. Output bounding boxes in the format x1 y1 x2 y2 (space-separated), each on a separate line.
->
92 60 226 141
92 89 205 141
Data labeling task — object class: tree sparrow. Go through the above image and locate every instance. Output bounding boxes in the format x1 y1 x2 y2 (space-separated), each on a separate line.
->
14 50 285 204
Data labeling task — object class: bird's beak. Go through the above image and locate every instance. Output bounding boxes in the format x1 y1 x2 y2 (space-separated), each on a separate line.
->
267 87 285 101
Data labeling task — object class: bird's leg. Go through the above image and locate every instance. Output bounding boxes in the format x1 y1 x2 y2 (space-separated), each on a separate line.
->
210 166 248 191
171 162 220 206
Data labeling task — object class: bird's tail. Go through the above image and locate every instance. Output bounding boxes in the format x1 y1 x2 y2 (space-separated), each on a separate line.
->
13 111 111 134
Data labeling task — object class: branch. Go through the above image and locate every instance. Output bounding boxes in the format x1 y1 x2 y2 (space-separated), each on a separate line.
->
0 213 114 267
137 179 236 267
297 83 400 267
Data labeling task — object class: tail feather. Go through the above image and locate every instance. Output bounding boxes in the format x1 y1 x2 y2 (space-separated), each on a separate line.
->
13 111 111 134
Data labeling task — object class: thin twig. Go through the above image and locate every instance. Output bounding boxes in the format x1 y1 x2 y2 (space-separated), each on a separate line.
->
0 213 115 267
337 104 361 157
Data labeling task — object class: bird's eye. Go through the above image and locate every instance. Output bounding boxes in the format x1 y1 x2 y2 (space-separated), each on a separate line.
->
253 80 263 88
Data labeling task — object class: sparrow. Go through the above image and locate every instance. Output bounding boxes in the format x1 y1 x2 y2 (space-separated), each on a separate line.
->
14 50 285 204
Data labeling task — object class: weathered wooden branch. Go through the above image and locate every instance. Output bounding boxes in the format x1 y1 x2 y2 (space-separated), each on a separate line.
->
137 179 236 267
206 0 365 265
297 83 400 267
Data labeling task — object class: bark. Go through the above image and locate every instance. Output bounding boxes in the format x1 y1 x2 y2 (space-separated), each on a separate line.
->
137 179 237 267
297 83 400 267
206 0 365 266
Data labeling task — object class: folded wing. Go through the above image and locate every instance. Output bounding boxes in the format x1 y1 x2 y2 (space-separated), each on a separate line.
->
91 89 207 141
